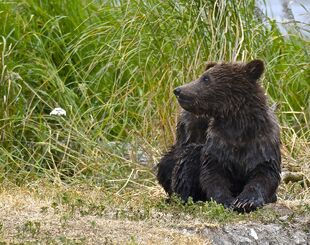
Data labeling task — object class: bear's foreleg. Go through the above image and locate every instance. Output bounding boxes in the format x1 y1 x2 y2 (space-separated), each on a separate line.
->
200 159 235 208
232 161 280 213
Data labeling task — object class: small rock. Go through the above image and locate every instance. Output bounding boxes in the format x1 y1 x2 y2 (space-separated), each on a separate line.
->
279 215 289 221
249 228 258 240
292 231 308 245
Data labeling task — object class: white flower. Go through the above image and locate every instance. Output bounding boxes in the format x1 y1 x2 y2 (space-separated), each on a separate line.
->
50 107 66 116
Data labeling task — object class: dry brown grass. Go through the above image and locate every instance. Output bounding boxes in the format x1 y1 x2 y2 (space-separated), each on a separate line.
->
0 187 211 244
0 182 309 244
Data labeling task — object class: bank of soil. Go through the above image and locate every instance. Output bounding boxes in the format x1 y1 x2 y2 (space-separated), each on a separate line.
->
0 188 309 244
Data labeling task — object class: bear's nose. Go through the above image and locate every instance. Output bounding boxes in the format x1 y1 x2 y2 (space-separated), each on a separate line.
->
174 87 181 96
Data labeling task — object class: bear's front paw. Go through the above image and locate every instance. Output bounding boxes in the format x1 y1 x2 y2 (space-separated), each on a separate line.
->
211 196 234 209
221 198 235 209
231 194 265 213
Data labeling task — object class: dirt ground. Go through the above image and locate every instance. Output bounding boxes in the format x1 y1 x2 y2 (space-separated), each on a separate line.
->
0 188 309 245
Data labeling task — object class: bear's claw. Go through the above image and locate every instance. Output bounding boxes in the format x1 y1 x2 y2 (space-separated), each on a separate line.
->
231 196 264 213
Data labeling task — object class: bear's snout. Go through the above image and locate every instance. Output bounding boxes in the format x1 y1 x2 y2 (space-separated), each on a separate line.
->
174 87 181 96
173 86 193 102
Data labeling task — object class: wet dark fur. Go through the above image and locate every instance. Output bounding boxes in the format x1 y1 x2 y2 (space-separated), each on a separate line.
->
157 60 281 212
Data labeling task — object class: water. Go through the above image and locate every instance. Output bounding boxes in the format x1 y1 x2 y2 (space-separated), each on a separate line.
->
104 0 310 37
258 0 310 38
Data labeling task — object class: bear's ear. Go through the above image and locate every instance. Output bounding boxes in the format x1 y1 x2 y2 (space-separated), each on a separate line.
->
205 62 217 71
244 59 265 81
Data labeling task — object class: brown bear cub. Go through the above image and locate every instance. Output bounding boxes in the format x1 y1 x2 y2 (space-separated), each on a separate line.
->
157 60 281 213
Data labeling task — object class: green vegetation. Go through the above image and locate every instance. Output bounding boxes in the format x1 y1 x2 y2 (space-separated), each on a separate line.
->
0 0 309 211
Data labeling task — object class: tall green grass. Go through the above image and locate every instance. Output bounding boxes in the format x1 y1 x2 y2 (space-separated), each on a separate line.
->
0 0 309 184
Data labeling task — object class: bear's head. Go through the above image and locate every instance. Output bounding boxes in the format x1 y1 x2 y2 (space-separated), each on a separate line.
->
174 60 266 118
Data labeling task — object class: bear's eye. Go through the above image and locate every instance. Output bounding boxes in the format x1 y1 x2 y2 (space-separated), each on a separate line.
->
202 75 209 83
